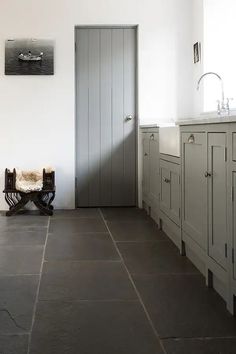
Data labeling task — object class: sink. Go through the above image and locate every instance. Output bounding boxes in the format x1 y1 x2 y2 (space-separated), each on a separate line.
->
159 126 180 157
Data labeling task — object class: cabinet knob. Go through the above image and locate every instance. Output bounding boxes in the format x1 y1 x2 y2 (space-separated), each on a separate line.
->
144 153 148 156
188 134 195 143
204 171 212 178
163 177 170 183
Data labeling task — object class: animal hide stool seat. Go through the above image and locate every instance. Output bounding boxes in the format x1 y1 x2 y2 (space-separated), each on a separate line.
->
3 168 55 216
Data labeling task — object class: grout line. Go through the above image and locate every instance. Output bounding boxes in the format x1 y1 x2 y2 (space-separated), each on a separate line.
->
0 333 31 337
126 272 201 277
51 217 101 220
43 259 122 263
160 335 236 340
0 273 41 277
27 216 51 354
47 231 110 235
99 208 168 354
0 245 45 248
115 239 171 243
0 269 200 276
38 299 140 303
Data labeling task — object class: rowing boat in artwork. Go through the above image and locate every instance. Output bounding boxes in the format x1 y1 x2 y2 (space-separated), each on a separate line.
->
18 51 44 62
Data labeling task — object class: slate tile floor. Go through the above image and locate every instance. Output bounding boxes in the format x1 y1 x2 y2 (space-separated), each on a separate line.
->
0 209 236 353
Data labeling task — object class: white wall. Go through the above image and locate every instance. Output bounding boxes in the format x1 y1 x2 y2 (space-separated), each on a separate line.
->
192 0 204 116
0 0 194 209
203 0 236 112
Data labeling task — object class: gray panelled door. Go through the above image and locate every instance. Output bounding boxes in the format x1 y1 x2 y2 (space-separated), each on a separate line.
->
182 132 207 250
208 133 227 269
75 28 136 207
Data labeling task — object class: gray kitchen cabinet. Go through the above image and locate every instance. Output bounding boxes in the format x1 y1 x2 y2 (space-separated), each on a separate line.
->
182 132 207 251
142 133 150 202
160 159 180 226
208 133 227 270
181 124 233 313
232 172 236 282
159 155 181 249
229 127 236 313
141 127 159 222
160 160 170 215
182 130 227 264
140 122 236 314
149 133 159 207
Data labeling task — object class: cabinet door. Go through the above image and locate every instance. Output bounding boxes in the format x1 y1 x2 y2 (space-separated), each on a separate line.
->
142 133 150 197
233 172 236 279
169 163 180 226
149 133 159 203
160 160 171 214
182 132 207 250
160 159 180 226
208 133 227 269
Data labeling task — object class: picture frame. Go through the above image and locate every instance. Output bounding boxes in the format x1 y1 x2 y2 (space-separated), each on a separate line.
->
5 38 54 75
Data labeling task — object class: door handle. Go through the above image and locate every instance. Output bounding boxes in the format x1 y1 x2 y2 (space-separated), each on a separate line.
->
125 115 133 121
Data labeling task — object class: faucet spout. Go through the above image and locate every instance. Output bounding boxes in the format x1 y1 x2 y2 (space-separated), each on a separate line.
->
197 72 225 112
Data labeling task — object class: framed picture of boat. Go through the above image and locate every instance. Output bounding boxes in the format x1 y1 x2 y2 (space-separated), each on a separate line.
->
5 38 54 75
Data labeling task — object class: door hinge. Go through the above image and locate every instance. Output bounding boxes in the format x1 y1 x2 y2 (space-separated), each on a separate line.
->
225 243 228 258
178 208 181 219
232 186 234 202
232 248 235 264
75 42 77 52
178 175 181 185
224 147 227 162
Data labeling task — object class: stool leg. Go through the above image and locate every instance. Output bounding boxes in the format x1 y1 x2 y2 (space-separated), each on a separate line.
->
33 200 53 216
6 195 29 216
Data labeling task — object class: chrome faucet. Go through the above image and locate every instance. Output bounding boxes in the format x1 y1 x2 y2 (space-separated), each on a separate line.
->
197 72 230 115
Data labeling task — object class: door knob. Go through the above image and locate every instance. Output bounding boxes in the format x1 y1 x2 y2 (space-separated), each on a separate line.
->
204 171 212 178
125 115 133 121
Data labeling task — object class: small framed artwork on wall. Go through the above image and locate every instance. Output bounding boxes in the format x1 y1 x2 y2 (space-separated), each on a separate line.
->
193 42 201 64
5 38 54 75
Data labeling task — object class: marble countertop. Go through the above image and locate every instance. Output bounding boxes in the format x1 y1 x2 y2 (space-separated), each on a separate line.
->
177 112 236 126
140 124 159 128
139 111 236 127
